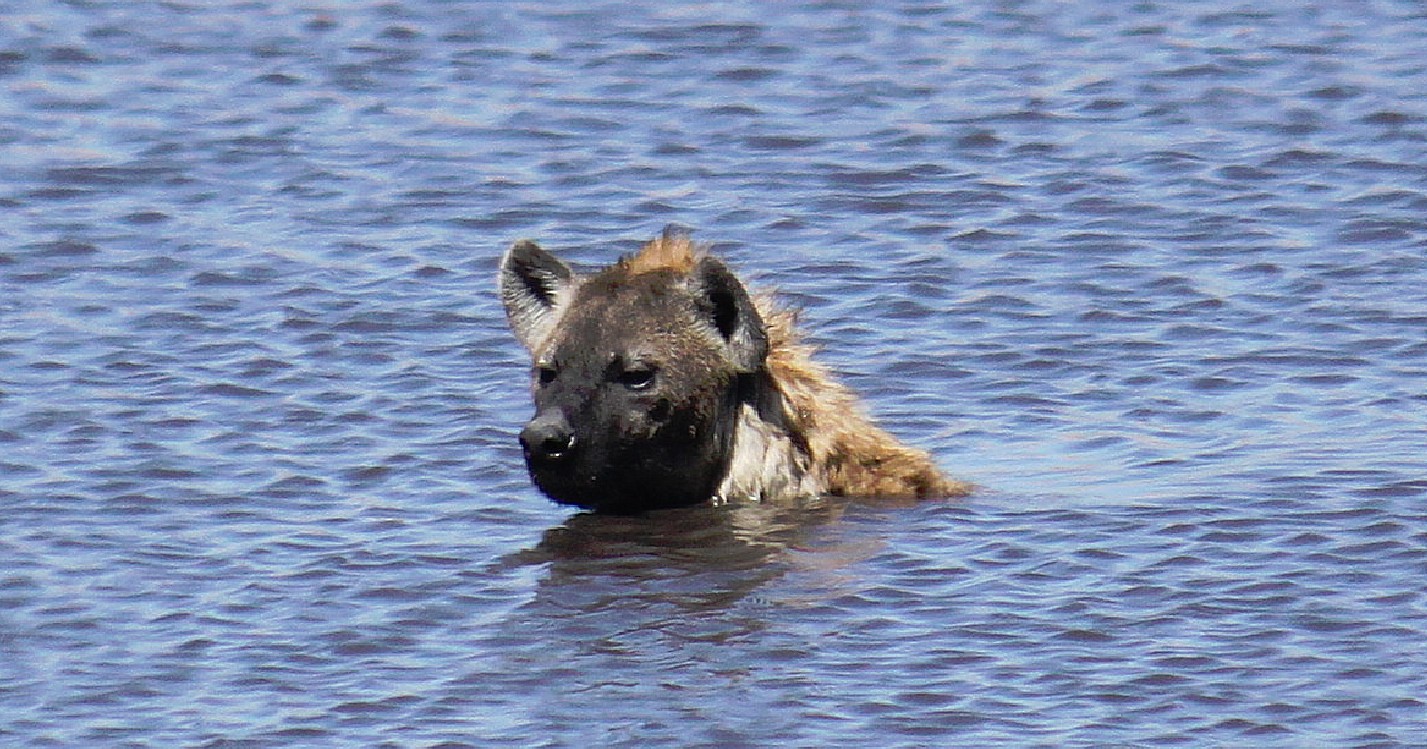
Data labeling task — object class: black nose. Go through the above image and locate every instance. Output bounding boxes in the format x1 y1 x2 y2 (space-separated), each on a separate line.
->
520 414 575 461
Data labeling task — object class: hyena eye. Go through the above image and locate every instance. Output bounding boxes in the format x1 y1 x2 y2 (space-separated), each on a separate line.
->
617 367 656 391
536 366 558 386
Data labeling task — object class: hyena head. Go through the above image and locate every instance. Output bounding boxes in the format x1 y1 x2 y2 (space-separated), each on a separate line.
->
499 230 768 513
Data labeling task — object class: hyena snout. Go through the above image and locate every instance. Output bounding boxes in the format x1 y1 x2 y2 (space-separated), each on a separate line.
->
520 412 575 462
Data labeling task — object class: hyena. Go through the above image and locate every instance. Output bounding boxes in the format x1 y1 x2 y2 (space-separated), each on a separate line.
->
499 228 971 513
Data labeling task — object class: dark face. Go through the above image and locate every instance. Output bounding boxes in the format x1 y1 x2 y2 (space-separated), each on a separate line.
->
519 272 743 513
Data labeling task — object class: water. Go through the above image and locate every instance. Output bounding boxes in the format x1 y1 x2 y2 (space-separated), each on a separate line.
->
3 1 1426 746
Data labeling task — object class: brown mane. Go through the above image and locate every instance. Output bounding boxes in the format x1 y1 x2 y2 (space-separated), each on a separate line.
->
620 229 701 275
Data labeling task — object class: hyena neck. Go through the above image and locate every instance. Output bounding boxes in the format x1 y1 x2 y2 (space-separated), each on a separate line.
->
715 294 969 502
717 396 821 502
715 299 828 503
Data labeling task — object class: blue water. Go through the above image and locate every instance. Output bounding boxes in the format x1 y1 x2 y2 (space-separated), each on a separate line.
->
3 1 1427 746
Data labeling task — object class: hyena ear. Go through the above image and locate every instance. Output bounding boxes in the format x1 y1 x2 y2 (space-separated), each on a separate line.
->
691 256 769 372
500 240 575 352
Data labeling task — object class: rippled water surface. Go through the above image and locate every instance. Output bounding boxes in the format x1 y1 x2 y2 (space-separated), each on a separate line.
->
4 1 1427 746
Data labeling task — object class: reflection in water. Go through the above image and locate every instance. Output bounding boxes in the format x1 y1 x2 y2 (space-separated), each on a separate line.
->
465 499 894 743
497 498 881 640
